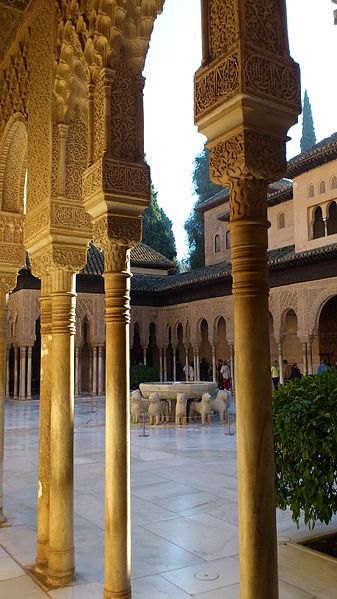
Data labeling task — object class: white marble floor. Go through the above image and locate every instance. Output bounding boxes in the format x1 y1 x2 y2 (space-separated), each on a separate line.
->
1 396 337 599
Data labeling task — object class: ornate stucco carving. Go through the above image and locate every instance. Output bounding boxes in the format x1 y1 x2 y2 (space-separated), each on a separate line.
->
30 244 88 279
83 156 150 204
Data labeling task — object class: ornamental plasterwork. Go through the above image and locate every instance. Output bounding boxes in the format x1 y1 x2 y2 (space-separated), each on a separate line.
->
83 157 150 203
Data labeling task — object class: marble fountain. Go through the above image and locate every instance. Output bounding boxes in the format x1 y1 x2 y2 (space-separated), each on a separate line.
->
139 381 218 420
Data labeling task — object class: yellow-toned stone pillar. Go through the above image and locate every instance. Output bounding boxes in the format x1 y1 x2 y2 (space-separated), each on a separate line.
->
13 347 18 400
35 275 52 574
47 270 76 586
229 178 278 599
104 245 132 599
5 348 9 400
0 292 7 526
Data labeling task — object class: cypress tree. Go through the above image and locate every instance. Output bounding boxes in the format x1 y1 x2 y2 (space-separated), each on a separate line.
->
300 90 316 152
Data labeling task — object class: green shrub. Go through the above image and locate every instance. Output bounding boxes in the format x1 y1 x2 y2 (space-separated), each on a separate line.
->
273 371 337 528
130 364 158 389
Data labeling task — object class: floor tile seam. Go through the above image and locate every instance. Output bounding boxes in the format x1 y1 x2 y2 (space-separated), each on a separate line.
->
0 545 36 582
278 576 320 598
150 491 233 516
131 484 205 501
131 523 209 565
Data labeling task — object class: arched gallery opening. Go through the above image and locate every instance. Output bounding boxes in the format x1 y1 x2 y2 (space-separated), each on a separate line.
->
269 312 278 363
131 322 143 366
32 317 41 395
147 322 159 374
176 323 185 379
215 316 229 362
81 317 91 394
165 326 173 380
282 309 302 370
318 296 337 366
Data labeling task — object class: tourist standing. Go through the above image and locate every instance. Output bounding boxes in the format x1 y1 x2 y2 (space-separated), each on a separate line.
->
271 360 280 391
220 360 231 390
282 359 292 382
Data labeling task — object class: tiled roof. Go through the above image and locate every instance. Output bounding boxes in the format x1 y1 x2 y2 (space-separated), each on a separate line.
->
287 132 337 177
81 243 175 276
131 242 337 294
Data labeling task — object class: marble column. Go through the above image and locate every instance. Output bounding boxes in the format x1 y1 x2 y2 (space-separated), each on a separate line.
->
103 243 132 599
143 347 147 366
74 347 80 398
307 340 313 375
13 346 18 400
36 276 52 574
230 180 278 599
47 270 76 586
88 347 92 396
19 346 27 400
98 346 104 395
196 346 200 381
159 348 163 382
0 292 7 525
185 347 189 382
5 347 9 399
229 344 235 392
302 342 308 375
211 345 216 383
163 348 167 382
27 347 32 400
278 343 284 385
92 346 98 396
173 347 177 382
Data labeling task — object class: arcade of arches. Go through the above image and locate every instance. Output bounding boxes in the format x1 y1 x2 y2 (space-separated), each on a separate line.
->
0 1 318 599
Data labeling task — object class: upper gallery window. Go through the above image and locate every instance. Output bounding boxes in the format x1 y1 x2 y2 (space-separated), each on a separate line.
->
312 205 325 239
225 230 231 250
319 180 326 194
277 212 285 229
214 234 221 253
327 201 337 235
308 184 314 198
331 176 337 190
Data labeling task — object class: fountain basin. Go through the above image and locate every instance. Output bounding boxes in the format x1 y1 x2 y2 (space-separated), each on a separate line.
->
139 381 217 400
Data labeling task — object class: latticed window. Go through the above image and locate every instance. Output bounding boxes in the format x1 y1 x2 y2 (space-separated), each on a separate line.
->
308 184 314 198
319 180 326 194
312 206 325 239
214 234 220 253
277 212 285 229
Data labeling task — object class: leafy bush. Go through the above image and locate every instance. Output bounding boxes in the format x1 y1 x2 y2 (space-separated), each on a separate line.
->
130 364 158 389
273 371 337 528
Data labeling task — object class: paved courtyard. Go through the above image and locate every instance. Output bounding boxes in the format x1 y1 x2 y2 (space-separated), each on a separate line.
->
0 396 336 598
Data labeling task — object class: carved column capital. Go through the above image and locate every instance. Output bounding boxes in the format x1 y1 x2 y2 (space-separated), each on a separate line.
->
93 214 142 273
30 244 88 279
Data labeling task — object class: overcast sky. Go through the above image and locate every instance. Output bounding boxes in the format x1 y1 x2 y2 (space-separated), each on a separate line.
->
143 1 337 259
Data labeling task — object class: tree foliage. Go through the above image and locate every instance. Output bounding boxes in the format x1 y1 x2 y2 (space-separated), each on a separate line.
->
184 148 223 269
300 90 316 153
273 371 337 529
142 187 177 261
130 364 157 389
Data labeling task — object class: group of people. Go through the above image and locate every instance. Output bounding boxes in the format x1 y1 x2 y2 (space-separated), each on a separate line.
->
180 356 232 390
271 359 302 391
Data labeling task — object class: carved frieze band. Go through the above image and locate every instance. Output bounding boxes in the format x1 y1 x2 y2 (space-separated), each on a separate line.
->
83 157 150 201
195 45 300 120
195 50 240 118
0 273 19 293
51 203 92 232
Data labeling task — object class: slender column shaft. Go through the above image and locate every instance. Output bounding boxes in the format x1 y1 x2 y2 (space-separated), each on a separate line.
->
173 348 176 382
27 347 32 400
98 346 104 395
5 347 9 399
159 348 163 382
307 341 313 375
36 276 52 574
163 348 167 382
278 343 284 385
57 125 68 196
92 346 98 396
13 347 18 399
47 271 76 586
302 343 308 375
185 347 189 382
229 343 235 392
212 345 216 383
143 347 147 366
196 347 200 381
19 346 27 400
230 191 278 599
75 347 80 398
88 347 92 396
0 292 8 525
104 259 131 599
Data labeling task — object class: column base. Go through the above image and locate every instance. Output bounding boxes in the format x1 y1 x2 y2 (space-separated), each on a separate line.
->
0 511 9 527
47 567 75 587
104 587 132 599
